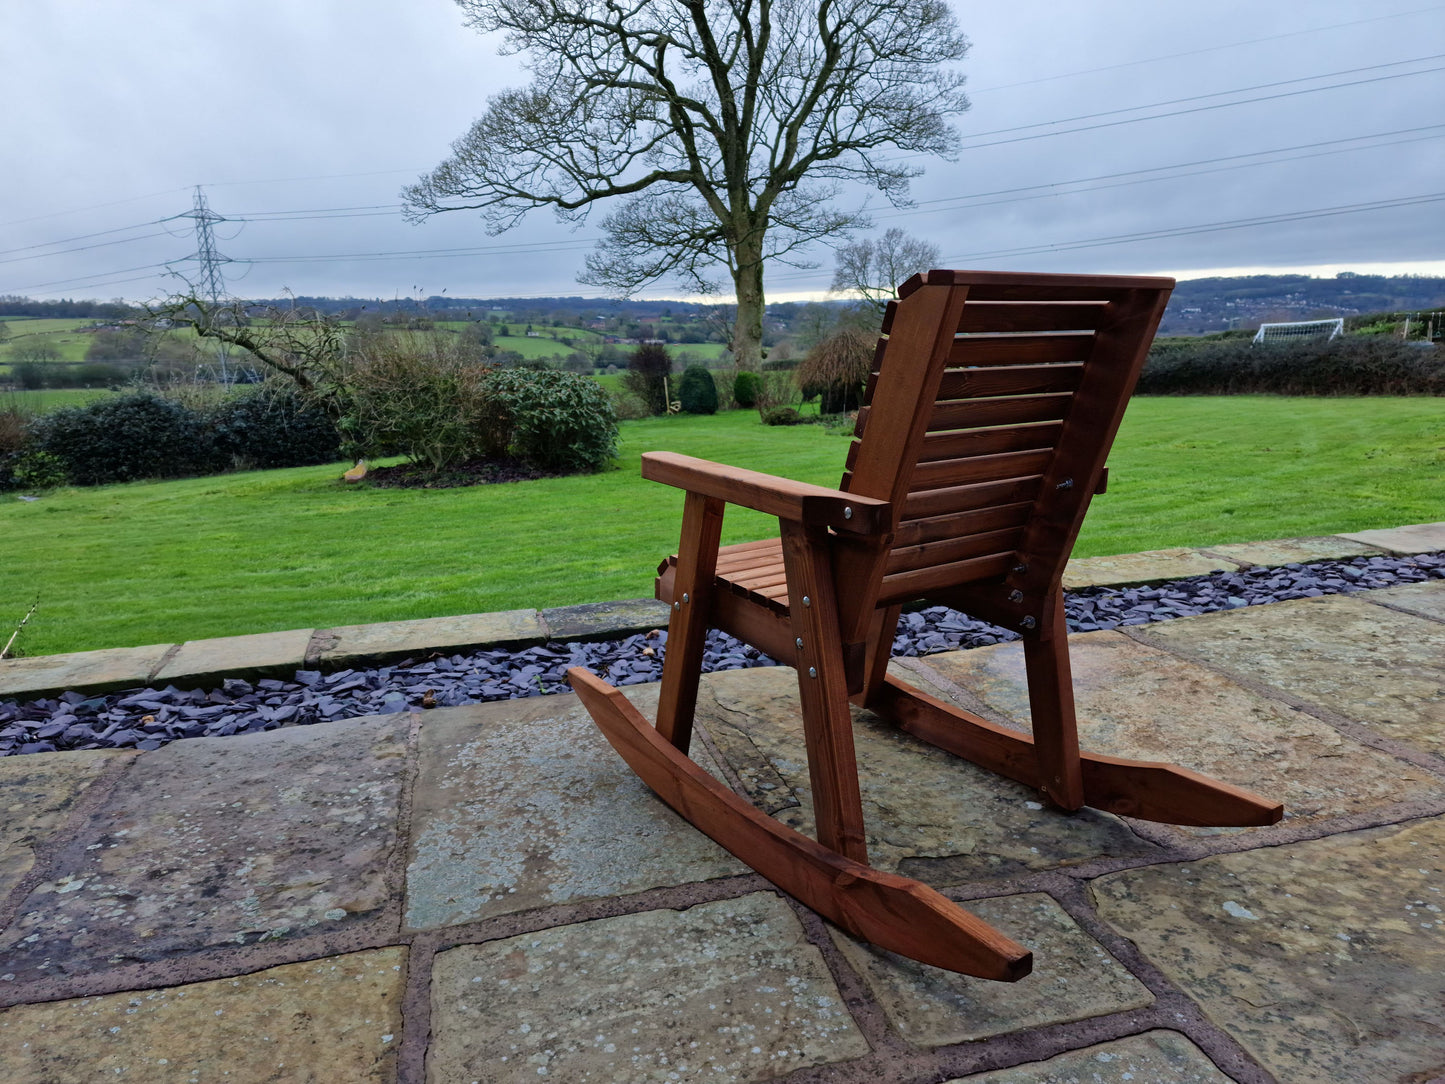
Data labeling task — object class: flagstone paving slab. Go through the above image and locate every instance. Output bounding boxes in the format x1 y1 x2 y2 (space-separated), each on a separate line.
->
1061 548 1240 590
948 1030 1235 1083
918 631 1440 831
426 892 868 1083
0 643 173 701
1202 534 1384 567
1092 815 1445 1084
542 598 670 641
0 946 406 1084
0 750 130 900
1139 594 1445 756
152 627 314 687
831 892 1152 1047
697 666 1155 885
0 714 409 982
1339 520 1445 555
1362 578 1445 622
316 609 545 667
404 687 744 931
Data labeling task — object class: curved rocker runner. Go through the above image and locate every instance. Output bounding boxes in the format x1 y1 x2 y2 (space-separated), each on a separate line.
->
568 270 1282 981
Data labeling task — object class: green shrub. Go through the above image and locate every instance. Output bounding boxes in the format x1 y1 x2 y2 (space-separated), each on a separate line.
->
1139 336 1444 395
608 387 651 421
480 368 618 473
10 450 68 489
624 342 673 414
761 405 802 426
678 365 718 414
732 370 762 408
208 385 341 470
31 391 221 485
343 335 493 472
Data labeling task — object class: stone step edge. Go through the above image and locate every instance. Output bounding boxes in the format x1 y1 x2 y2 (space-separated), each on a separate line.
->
2 522 1439 702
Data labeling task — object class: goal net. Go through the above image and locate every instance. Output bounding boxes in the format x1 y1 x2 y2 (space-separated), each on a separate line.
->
1252 319 1344 344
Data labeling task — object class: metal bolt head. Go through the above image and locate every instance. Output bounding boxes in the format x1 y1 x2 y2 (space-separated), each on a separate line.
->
1020 615 1037 629
843 506 853 520
1056 477 1074 490
802 595 811 607
1012 563 1028 575
1008 589 1024 603
795 637 804 649
681 592 689 604
673 601 680 611
808 666 817 678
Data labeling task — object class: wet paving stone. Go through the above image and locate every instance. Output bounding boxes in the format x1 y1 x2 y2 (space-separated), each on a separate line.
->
1062 549 1239 590
0 750 129 901
1362 578 1445 622
404 688 744 931
918 631 1441 832
1139 594 1445 757
0 947 406 1083
0 714 409 982
698 666 1156 885
831 892 1152 1047
948 1030 1234 1083
1093 815 1445 1084
1203 534 1383 567
426 892 868 1082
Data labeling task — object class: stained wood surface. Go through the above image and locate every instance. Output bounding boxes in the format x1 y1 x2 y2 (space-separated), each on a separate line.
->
568 667 1033 980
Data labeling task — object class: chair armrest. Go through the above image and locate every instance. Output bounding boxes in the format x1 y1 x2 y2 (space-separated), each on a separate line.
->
641 451 890 536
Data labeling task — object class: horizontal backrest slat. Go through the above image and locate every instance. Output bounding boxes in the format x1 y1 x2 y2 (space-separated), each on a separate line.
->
947 333 1096 367
877 552 1017 604
917 422 1063 463
893 501 1034 549
910 448 1054 492
930 394 1072 431
956 302 1106 334
886 526 1025 576
902 476 1043 520
937 363 1084 400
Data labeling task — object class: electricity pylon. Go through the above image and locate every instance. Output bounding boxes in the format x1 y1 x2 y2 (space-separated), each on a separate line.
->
179 186 238 384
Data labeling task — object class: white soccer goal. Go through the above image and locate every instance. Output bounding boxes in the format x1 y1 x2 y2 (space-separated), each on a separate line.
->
1252 318 1344 344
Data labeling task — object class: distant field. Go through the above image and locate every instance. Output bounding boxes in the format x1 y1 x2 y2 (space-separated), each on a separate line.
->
3 388 118 412
0 396 1439 658
3 317 97 363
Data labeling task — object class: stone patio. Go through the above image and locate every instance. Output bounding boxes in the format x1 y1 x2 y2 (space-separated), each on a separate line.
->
1 525 1443 1082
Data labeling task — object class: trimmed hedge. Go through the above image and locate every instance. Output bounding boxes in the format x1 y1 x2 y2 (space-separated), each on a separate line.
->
733 370 762 407
31 392 222 486
678 364 718 414
1138 337 1443 395
480 368 618 473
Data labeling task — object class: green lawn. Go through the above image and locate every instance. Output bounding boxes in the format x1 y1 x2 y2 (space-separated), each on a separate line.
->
1 397 1439 657
3 388 118 413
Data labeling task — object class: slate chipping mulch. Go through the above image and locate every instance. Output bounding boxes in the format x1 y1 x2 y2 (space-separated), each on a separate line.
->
3 551 1441 758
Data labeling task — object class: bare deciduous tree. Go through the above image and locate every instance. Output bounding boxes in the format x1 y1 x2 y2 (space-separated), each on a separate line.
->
403 0 969 369
831 227 941 311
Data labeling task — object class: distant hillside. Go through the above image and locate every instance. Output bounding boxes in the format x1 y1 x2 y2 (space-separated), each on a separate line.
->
1159 273 1445 336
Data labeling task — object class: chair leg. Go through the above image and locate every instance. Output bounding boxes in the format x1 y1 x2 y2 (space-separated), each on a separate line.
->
1022 591 1085 811
780 521 870 865
655 492 725 754
857 604 903 708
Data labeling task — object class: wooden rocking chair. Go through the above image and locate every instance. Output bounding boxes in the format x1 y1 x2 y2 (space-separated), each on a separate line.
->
567 270 1282 981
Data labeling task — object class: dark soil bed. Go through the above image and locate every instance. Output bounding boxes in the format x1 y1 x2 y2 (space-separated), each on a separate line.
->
364 458 567 489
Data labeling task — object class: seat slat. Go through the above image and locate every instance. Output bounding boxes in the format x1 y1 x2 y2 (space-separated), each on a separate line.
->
930 394 1072 431
938 363 1084 400
878 551 1017 604
956 302 1106 334
947 333 1095 368
894 502 1034 549
910 449 1054 492
917 422 1063 462
886 527 1025 576
903 476 1042 519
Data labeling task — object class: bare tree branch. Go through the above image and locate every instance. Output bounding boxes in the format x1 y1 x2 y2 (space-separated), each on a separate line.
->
404 0 968 368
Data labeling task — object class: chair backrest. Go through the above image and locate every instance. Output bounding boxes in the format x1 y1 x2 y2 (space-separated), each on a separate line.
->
838 270 1173 633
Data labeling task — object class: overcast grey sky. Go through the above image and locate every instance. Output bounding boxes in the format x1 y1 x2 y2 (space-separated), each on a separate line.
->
2 0 1442 302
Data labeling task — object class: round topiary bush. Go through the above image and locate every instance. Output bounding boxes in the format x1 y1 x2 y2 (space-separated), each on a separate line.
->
209 385 342 470
733 370 762 407
761 405 802 426
678 365 718 414
481 368 618 473
31 391 221 485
